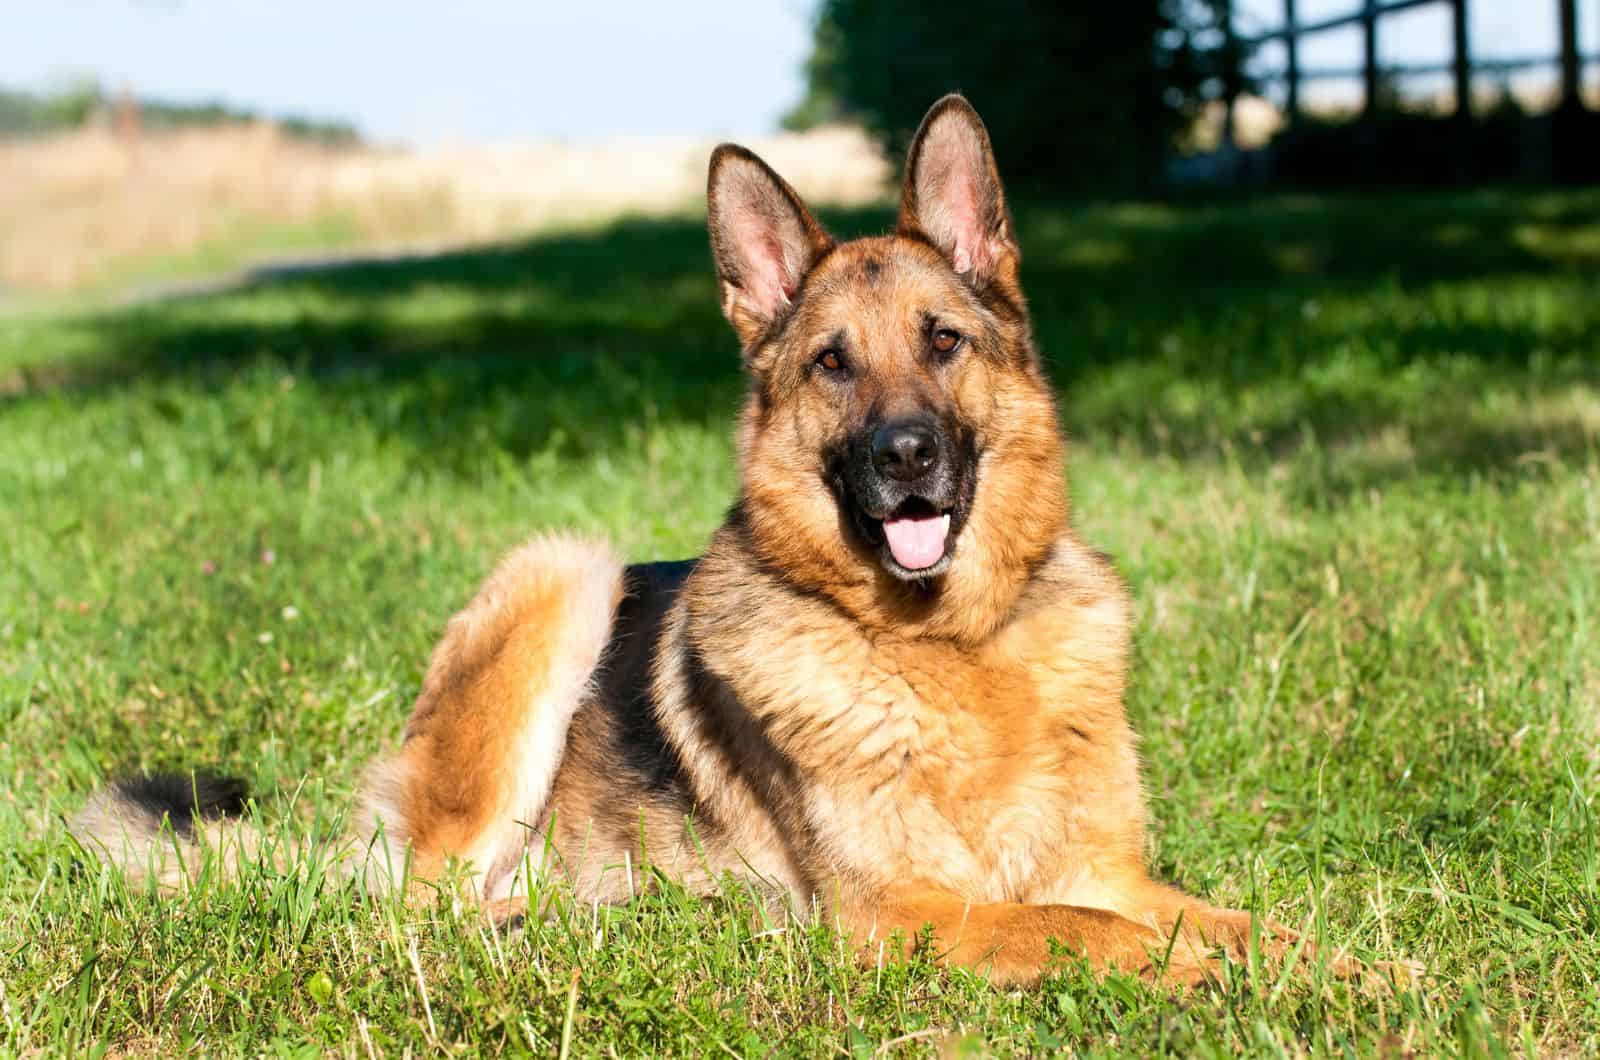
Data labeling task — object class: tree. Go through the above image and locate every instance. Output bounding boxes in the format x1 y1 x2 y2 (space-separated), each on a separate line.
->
785 0 1231 195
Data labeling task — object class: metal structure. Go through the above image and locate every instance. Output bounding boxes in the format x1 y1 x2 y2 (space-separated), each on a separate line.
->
1215 0 1596 140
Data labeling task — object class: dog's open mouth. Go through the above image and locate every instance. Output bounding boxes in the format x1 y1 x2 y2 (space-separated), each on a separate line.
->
831 422 978 584
873 497 952 574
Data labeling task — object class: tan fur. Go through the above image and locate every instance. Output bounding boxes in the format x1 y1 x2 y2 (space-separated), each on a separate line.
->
71 789 240 891
76 96 1359 989
71 781 306 893
362 535 623 898
343 95 1330 987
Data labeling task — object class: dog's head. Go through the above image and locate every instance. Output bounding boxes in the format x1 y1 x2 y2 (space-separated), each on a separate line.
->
707 96 1067 641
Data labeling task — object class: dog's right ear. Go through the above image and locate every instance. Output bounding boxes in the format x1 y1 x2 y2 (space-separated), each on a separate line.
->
897 95 1018 293
707 145 834 349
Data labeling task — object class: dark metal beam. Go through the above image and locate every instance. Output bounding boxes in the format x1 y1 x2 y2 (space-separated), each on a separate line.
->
1284 0 1300 121
1252 53 1599 82
1452 0 1472 120
1245 0 1437 44
1221 0 1238 148
1558 0 1581 107
1362 0 1381 119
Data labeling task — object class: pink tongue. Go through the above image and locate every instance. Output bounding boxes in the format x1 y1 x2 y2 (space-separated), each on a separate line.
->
882 512 951 570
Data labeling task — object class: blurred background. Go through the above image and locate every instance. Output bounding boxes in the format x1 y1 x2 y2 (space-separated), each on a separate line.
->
2 0 1595 299
6 9 1600 1054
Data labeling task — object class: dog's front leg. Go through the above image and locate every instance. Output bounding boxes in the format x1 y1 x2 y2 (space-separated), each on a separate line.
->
1121 880 1376 981
830 885 1223 987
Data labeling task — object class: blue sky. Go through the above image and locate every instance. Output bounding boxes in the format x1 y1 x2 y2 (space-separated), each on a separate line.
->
5 1 1593 146
6 0 815 145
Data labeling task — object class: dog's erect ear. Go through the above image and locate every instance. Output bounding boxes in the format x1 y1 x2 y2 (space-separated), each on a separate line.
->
707 145 834 348
897 95 1018 289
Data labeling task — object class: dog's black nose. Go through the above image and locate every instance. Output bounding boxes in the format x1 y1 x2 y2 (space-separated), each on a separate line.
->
871 420 940 482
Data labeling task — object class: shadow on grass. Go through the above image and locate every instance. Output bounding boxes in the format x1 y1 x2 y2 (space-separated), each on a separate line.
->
7 189 1599 487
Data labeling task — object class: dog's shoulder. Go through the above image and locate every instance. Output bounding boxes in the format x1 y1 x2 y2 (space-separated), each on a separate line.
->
1011 531 1128 618
680 509 846 641
993 532 1131 687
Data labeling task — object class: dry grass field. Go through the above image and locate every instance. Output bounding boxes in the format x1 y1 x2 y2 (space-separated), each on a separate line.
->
0 122 889 296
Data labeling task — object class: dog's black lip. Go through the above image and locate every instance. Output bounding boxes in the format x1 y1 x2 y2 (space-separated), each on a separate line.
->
863 496 950 523
881 550 954 582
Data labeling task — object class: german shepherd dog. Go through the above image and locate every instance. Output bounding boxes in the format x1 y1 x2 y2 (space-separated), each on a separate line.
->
76 96 1315 987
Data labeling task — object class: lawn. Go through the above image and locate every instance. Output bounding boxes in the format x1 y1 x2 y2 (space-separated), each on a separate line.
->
2 188 1598 1056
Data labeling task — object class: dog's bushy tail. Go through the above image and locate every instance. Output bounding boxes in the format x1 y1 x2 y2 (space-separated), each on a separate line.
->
70 771 257 889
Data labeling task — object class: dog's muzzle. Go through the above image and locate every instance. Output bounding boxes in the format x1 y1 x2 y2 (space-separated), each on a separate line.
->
835 416 976 581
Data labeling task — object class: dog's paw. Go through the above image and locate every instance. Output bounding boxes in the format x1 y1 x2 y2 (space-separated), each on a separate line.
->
1142 949 1230 990
1207 911 1422 990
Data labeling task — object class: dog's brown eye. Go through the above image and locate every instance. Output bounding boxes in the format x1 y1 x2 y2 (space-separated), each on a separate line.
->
815 348 845 373
932 328 963 355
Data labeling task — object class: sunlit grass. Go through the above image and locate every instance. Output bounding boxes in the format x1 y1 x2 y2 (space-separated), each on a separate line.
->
1 187 1598 1055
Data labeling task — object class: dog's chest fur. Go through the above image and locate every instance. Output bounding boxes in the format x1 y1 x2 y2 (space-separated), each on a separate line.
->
685 537 1141 904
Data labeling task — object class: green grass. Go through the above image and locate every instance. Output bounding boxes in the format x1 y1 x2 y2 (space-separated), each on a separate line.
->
3 188 1599 1055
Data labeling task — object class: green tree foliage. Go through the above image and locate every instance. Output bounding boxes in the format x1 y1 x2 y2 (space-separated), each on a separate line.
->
786 0 1231 193
0 81 358 145
0 79 104 135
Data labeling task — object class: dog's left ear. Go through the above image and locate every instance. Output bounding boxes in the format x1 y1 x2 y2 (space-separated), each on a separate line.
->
897 95 1019 291
708 144 835 349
